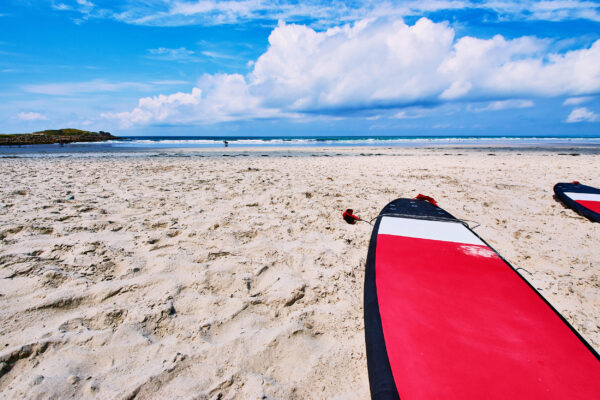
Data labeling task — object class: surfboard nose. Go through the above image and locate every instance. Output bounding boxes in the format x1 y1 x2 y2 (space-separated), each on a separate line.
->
383 198 451 219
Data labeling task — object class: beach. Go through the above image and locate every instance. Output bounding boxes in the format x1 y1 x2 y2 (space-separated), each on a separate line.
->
1 147 599 399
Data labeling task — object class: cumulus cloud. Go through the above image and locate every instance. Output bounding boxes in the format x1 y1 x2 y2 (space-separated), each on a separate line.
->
102 74 289 127
105 18 600 127
18 112 48 121
566 107 599 122
563 96 594 105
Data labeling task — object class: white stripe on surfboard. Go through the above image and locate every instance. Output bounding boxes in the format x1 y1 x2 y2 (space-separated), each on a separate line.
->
564 192 600 202
378 216 486 246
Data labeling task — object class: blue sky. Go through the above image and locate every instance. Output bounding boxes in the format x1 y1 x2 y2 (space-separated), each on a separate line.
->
1 1 600 136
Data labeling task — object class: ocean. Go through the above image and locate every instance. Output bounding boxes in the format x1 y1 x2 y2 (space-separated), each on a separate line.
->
1 135 600 157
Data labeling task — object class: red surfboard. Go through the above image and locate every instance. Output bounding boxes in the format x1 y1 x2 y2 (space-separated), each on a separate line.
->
364 198 600 399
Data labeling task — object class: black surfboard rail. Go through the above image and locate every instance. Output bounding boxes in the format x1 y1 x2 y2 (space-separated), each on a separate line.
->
554 182 600 222
364 198 454 400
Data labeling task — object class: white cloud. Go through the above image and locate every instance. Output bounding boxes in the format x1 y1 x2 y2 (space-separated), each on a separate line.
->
474 99 535 112
146 47 242 63
51 2 72 11
147 47 197 62
105 18 600 127
103 87 203 127
102 74 290 127
563 96 594 106
251 18 458 110
24 80 150 95
151 80 190 85
51 1 600 27
201 50 241 60
393 110 425 119
18 112 48 121
566 107 599 122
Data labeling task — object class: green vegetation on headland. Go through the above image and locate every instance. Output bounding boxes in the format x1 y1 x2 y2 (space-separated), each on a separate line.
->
0 129 121 146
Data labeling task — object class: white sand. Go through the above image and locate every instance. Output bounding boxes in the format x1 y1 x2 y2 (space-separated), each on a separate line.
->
0 148 598 399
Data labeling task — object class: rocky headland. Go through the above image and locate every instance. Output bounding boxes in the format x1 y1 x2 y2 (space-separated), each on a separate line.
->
0 129 121 146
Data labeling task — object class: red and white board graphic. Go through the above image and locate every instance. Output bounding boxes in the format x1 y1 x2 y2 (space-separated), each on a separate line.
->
364 199 600 400
563 192 600 214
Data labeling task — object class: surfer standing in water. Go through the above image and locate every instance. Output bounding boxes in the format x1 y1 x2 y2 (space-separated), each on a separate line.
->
223 140 229 147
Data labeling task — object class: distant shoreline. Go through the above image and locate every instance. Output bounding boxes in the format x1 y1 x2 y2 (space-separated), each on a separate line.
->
0 129 121 146
1 144 600 159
